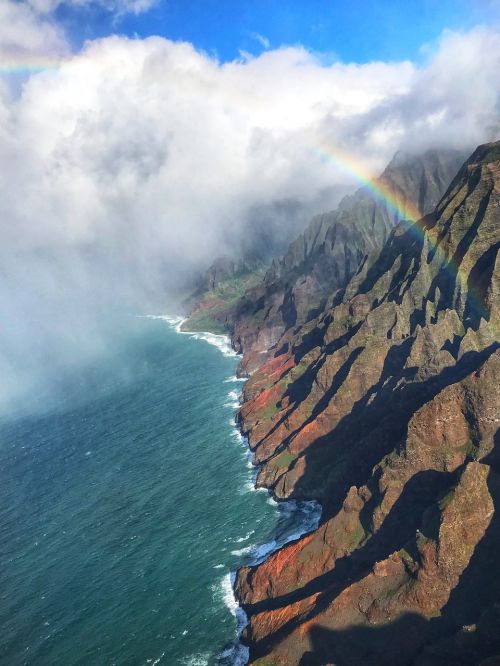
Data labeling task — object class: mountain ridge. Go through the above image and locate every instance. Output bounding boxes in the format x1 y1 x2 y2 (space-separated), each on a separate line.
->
232 140 500 666
182 148 467 374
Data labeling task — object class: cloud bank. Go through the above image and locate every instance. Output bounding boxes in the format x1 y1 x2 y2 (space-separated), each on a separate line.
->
1 17 500 415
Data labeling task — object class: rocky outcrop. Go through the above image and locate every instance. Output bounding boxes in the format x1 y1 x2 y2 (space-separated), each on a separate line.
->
180 259 265 334
234 141 500 666
230 149 466 373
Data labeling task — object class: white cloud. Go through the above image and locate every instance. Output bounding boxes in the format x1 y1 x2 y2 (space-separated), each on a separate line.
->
0 26 499 414
249 32 271 50
0 0 68 63
0 0 155 70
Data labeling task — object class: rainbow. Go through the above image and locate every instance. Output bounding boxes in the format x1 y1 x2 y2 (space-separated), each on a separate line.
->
313 144 423 224
0 62 63 74
313 142 495 329
0 58 495 330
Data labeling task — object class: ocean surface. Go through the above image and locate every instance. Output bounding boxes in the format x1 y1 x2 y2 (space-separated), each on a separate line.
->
0 315 319 666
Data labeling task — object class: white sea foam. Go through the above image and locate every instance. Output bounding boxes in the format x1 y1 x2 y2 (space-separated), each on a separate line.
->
224 390 240 410
233 539 278 565
181 655 209 666
148 312 323 663
224 376 246 383
235 530 255 543
231 500 322 567
221 572 238 616
189 331 238 358
230 545 253 557
231 430 244 445
239 479 255 495
216 572 250 665
227 390 239 403
144 314 239 358
144 651 165 666
219 641 249 666
141 314 185 332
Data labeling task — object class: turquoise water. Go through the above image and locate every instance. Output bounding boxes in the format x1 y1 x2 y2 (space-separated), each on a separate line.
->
0 317 319 666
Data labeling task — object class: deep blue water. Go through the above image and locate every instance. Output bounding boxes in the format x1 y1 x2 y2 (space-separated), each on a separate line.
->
0 317 319 666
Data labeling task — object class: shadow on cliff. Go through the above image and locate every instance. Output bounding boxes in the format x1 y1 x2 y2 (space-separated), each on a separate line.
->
297 613 428 666
298 613 500 666
243 469 452 616
283 342 498 517
355 224 424 302
294 447 500 666
247 429 500 666
241 470 452 663
242 345 499 652
414 433 500 666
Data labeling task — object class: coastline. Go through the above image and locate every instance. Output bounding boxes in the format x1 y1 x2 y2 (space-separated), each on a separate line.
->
162 314 322 665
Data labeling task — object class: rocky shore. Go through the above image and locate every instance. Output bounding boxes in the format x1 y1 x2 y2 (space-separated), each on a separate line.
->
188 142 500 665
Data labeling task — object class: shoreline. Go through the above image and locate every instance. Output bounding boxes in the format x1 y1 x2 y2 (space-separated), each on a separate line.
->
161 314 322 665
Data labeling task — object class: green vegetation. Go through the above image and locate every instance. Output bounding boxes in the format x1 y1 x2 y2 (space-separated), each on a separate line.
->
399 547 418 575
346 520 366 551
298 535 325 564
458 439 480 460
273 449 297 469
287 354 314 382
181 312 227 334
182 268 265 334
482 143 500 164
253 657 277 666
258 400 280 421
209 271 264 302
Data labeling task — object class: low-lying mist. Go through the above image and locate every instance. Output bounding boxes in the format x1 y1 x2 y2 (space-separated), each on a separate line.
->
2 27 500 417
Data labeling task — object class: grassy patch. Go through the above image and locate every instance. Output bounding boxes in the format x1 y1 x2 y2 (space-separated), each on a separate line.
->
210 271 263 302
481 143 500 164
346 520 366 551
258 401 280 422
399 547 418 575
273 449 297 469
298 535 325 564
253 658 277 666
183 268 265 334
181 311 227 334
458 439 480 460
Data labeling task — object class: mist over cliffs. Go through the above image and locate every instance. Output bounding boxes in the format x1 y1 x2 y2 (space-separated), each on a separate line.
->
229 141 500 666
2 27 500 416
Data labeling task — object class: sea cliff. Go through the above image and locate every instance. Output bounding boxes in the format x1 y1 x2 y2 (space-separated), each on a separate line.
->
183 141 500 665
231 142 500 665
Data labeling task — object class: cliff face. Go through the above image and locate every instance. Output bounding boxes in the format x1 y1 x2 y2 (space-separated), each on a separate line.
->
234 141 500 666
180 258 265 334
230 149 466 373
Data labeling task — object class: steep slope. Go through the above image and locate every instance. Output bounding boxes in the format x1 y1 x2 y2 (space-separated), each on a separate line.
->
179 257 265 333
230 149 466 372
234 141 500 666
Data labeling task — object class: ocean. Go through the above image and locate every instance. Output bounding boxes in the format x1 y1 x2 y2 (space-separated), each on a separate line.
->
0 315 319 665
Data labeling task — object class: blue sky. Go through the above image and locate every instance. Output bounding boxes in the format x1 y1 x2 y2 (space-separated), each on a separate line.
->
57 0 500 62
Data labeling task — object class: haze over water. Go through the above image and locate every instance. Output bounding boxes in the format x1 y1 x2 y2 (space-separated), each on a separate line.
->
0 317 320 665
